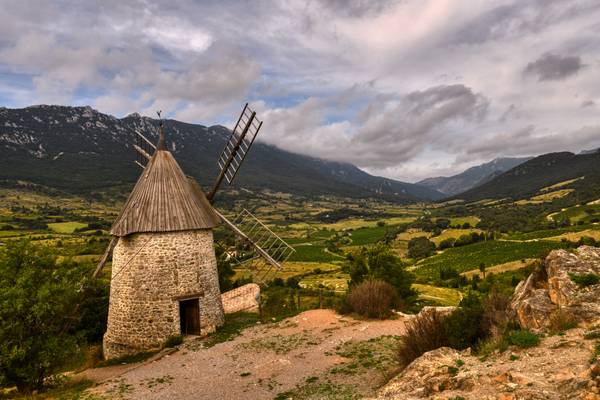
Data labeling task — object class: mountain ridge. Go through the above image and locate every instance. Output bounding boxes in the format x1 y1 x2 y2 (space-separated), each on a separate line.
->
0 105 444 203
418 157 532 196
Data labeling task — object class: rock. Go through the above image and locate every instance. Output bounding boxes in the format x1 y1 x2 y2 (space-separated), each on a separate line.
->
510 246 600 331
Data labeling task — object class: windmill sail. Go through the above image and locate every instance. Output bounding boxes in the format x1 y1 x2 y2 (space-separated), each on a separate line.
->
133 130 156 168
207 103 262 200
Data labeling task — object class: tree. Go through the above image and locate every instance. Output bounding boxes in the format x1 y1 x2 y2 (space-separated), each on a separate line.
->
479 263 486 278
407 237 436 259
347 243 417 304
0 241 102 391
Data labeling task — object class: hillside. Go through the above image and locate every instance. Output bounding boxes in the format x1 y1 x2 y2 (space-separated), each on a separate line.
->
453 151 600 202
418 157 531 196
0 105 443 203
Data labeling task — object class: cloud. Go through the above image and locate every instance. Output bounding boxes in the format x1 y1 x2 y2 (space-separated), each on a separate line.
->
259 84 489 169
524 53 584 81
1 0 600 182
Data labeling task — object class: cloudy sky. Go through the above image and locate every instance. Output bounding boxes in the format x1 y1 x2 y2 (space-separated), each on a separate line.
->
1 0 600 182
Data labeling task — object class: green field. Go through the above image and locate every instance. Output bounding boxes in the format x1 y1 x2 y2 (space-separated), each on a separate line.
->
414 240 566 278
289 244 344 262
48 222 88 234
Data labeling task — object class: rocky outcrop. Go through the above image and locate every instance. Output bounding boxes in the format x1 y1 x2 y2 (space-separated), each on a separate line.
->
510 246 600 331
374 329 600 400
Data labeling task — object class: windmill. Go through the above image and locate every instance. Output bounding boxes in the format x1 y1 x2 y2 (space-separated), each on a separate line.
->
94 104 295 283
96 104 295 358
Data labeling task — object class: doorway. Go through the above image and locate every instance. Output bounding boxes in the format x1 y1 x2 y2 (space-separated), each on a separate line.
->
179 298 201 335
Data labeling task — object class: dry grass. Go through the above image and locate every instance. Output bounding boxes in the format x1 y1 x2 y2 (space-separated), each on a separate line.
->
461 259 535 278
346 280 398 319
398 309 448 368
412 284 462 306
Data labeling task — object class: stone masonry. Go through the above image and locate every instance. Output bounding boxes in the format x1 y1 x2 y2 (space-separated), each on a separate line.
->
103 229 224 359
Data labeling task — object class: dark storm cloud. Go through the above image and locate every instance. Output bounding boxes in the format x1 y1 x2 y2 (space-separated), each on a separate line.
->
524 53 584 81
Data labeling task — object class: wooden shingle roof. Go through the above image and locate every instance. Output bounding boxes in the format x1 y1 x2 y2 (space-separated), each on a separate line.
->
110 150 220 236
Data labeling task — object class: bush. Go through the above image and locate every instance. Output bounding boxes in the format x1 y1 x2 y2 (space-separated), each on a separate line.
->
569 272 600 287
398 309 448 367
346 280 398 319
507 330 540 348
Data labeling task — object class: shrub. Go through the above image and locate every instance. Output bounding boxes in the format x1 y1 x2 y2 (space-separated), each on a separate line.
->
444 293 484 350
507 330 540 348
438 238 456 250
398 309 448 367
569 272 600 287
346 280 398 319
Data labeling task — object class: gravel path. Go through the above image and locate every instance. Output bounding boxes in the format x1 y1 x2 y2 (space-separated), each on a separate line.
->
88 309 406 399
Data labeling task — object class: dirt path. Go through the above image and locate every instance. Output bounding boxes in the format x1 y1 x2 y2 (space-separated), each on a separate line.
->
87 309 407 399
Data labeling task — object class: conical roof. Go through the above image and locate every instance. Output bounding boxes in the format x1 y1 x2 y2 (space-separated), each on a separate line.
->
110 149 220 236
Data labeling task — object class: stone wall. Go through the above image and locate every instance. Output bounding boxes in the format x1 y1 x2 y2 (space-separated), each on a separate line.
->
103 229 224 359
221 283 260 314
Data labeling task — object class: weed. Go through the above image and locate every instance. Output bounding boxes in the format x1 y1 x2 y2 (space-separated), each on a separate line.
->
568 272 600 287
164 335 183 348
455 359 465 367
447 366 459 376
507 330 540 348
240 372 251 377
510 354 519 361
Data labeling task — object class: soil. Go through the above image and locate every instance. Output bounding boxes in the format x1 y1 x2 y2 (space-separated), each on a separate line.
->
85 309 407 399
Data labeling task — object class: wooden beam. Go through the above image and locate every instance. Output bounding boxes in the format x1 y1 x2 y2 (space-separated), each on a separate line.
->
212 208 282 270
93 237 118 278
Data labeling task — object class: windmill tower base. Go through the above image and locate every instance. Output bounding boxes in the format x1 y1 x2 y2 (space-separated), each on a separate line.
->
103 230 225 359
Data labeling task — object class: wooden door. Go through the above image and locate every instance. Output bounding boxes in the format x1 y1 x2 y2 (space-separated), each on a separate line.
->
179 298 201 335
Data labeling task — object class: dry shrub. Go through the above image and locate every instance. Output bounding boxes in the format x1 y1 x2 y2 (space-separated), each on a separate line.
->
398 309 449 368
548 308 578 333
346 280 398 319
481 290 510 338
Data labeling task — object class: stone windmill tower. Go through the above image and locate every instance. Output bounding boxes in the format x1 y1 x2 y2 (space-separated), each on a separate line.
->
94 105 294 359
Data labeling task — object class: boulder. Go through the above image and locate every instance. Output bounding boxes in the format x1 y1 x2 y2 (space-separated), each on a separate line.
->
510 246 600 331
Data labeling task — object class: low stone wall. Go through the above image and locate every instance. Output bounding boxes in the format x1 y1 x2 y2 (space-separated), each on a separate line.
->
221 284 260 314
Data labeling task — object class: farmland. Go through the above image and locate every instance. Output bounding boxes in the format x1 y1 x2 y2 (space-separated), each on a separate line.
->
1 183 599 309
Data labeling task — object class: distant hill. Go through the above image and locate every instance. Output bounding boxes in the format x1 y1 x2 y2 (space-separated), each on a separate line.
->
0 105 443 203
452 151 600 202
418 157 531 196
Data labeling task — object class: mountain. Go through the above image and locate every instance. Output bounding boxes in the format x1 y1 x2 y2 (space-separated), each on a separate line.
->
453 151 600 202
418 157 532 196
0 105 443 203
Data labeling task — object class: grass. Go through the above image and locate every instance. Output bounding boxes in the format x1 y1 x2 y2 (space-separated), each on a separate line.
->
275 383 360 400
237 332 319 354
96 350 158 368
48 222 88 234
415 240 565 278
412 284 462 306
0 378 98 400
540 177 584 192
330 335 401 375
200 312 260 348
